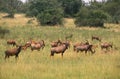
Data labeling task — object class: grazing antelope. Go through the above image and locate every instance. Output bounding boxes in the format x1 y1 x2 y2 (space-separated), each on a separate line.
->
73 40 89 51
7 40 16 46
75 44 95 54
101 42 113 50
92 36 101 42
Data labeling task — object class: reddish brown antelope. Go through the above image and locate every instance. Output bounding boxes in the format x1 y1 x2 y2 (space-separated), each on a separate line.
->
30 40 45 51
51 39 62 47
73 40 89 51
7 40 16 46
101 42 113 50
50 43 69 58
4 46 22 60
92 36 101 42
75 44 95 54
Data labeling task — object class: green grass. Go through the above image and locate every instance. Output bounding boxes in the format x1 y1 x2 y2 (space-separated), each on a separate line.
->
0 13 120 79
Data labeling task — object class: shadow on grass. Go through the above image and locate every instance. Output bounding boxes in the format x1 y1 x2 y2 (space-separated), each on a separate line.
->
0 27 10 38
116 65 120 68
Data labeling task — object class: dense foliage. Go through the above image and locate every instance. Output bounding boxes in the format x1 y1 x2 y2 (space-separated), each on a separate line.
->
0 0 23 18
26 0 63 26
0 0 119 26
57 0 83 17
102 0 120 23
75 7 110 27
75 0 120 27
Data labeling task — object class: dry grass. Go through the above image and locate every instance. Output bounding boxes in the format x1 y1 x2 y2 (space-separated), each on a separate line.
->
0 13 38 27
64 18 76 28
105 23 120 32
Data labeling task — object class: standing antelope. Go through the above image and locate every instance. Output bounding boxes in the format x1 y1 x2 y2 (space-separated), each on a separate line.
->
4 46 22 60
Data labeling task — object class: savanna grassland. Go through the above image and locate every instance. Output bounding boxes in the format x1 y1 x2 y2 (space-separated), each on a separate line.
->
0 13 120 79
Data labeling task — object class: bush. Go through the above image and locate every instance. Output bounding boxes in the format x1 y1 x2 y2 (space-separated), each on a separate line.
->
75 7 110 27
37 11 63 26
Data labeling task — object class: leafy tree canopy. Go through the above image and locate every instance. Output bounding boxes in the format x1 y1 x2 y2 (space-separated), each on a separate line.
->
26 0 64 26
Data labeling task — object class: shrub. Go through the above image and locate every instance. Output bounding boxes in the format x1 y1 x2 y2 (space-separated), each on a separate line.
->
75 7 110 27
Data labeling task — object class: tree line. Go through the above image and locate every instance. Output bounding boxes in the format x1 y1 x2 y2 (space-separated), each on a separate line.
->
0 0 120 27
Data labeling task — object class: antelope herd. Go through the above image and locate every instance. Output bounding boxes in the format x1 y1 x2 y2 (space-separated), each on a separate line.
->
4 35 114 60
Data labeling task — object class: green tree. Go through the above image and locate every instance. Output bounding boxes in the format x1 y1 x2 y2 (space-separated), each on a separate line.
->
0 0 7 12
75 7 110 27
0 0 23 18
102 0 120 23
57 0 83 17
75 0 111 27
26 0 64 26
